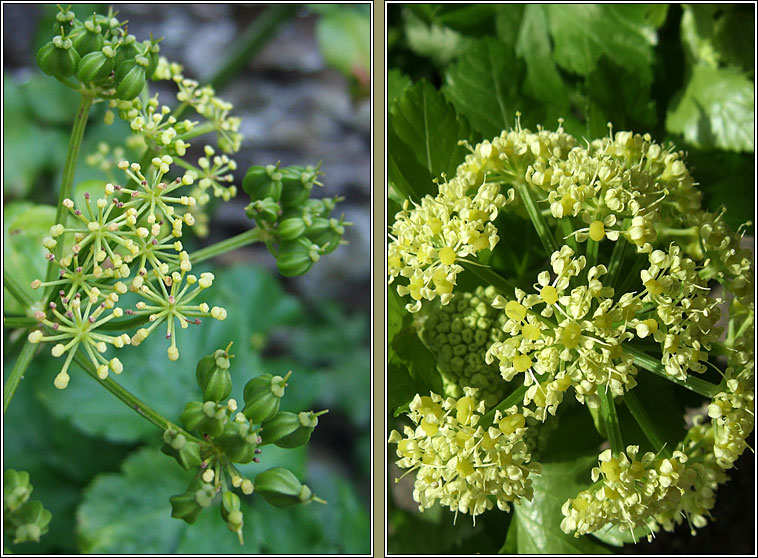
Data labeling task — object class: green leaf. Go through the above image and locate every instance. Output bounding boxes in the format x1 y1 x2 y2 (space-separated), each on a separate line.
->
666 64 754 152
387 362 427 417
391 327 443 395
545 5 661 85
511 456 612 554
3 202 56 314
388 80 474 201
680 4 754 75
515 5 569 108
34 264 303 443
387 69 412 110
403 9 472 65
408 4 499 36
443 37 524 139
590 522 651 547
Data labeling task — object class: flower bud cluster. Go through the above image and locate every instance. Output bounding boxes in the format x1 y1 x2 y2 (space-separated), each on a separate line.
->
3 470 52 545
418 286 508 408
560 446 695 539
28 159 227 387
389 389 540 520
388 176 513 313
37 6 160 101
166 345 325 543
242 163 350 277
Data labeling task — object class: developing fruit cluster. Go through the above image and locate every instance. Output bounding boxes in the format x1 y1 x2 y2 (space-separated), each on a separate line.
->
165 344 326 544
243 163 350 277
389 119 754 541
3 471 52 545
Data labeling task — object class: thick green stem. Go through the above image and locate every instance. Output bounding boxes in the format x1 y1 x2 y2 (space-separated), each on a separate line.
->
599 388 623 455
623 391 672 458
4 341 37 413
586 238 599 270
512 180 559 257
208 5 298 91
189 227 266 265
625 345 722 398
3 270 35 309
72 352 199 442
480 384 529 427
45 93 95 287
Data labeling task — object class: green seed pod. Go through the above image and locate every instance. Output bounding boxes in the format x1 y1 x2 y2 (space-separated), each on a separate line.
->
36 37 81 79
114 55 148 100
170 479 206 524
276 239 319 277
277 217 306 241
114 33 140 66
52 7 76 33
160 428 203 470
304 217 345 255
279 165 314 208
243 165 283 202
7 500 52 544
254 467 315 508
76 48 115 83
72 16 104 57
258 411 300 446
245 197 281 224
196 347 233 402
4 470 32 512
142 39 161 77
194 482 216 508
242 371 290 423
180 401 227 438
214 420 258 464
273 410 322 449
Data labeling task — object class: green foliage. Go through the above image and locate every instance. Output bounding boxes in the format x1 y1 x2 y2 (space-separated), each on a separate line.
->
507 457 612 554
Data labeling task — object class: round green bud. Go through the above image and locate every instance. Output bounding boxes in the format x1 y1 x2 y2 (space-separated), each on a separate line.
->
277 217 306 241
36 40 80 78
243 165 283 203
276 239 319 277
242 372 289 423
245 197 281 224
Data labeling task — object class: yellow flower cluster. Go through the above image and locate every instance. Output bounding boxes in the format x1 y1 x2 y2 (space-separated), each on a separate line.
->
389 390 539 520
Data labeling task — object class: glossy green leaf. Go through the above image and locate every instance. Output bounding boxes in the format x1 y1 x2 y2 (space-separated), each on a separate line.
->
443 37 524 139
510 456 612 554
666 64 754 152
388 80 473 201
545 5 662 84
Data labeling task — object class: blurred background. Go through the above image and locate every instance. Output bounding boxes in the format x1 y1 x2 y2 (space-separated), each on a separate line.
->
3 3 371 554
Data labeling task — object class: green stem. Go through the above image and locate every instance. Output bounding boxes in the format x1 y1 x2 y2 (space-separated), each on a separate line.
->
189 227 266 265
3 317 37 329
480 384 529 427
176 122 215 143
512 180 559 257
560 218 578 252
4 341 37 413
599 388 623 455
208 5 298 91
45 93 95 288
586 238 599 270
605 238 628 289
625 345 722 398
3 270 35 309
623 391 672 458
459 260 519 296
72 352 200 442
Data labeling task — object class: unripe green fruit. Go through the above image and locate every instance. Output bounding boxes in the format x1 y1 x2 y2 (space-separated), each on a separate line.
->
305 217 344 255
160 429 203 470
259 411 300 446
36 40 80 79
276 239 319 277
243 165 283 202
195 349 233 402
8 500 52 544
180 400 226 438
72 21 104 57
142 39 161 76
214 421 258 463
254 467 314 508
4 470 32 512
279 166 314 208
170 480 206 524
76 49 114 83
273 411 320 448
242 372 289 423
245 197 280 223
115 59 146 101
277 217 306 240
114 34 140 67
